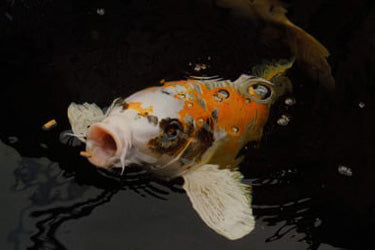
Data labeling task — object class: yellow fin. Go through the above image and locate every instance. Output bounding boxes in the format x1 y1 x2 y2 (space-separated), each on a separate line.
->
251 58 294 81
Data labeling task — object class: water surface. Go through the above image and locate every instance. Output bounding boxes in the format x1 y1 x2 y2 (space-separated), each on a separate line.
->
1 0 374 249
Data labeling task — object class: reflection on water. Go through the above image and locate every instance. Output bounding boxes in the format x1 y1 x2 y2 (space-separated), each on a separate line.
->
1 139 190 250
1 141 187 250
28 190 117 250
1 0 375 249
0 138 343 250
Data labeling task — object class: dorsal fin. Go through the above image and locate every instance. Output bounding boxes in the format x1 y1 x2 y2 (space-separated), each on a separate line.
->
251 58 294 81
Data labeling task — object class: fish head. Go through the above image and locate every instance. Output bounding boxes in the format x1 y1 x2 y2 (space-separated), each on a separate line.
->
84 86 195 172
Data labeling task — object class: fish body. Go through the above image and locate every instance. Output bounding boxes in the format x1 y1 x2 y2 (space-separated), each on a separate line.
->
68 60 292 240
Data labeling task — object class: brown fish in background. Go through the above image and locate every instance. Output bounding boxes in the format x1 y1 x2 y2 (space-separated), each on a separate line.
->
208 0 334 89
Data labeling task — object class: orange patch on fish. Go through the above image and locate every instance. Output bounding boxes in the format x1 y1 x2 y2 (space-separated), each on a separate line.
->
165 80 270 140
126 102 154 116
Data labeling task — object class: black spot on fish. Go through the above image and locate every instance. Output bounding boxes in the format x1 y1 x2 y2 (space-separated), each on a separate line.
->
147 115 159 125
211 109 219 123
161 90 171 95
180 124 214 162
148 118 193 155
197 97 206 108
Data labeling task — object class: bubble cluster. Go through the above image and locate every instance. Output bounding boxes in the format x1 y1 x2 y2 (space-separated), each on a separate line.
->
277 115 290 126
285 97 296 106
214 89 230 102
338 165 353 177
96 8 105 16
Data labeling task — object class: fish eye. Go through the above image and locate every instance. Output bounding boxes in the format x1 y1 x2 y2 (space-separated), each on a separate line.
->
248 83 272 100
164 120 182 139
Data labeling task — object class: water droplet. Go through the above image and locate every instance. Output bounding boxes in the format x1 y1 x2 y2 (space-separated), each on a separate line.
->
187 102 193 107
96 8 105 15
197 118 205 126
214 89 229 102
338 165 353 176
285 97 296 106
193 63 207 72
359 102 365 108
231 126 239 133
314 218 322 227
277 115 290 126
245 98 251 103
218 89 229 98
8 136 18 144
178 93 186 98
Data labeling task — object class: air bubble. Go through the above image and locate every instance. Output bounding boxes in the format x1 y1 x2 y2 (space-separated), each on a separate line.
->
196 118 205 126
314 218 322 227
8 136 18 144
285 98 296 106
214 89 230 102
231 126 239 133
96 8 105 15
277 115 290 126
338 165 352 176
193 63 207 72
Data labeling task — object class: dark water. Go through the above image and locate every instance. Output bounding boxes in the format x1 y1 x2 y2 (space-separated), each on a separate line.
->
1 0 374 249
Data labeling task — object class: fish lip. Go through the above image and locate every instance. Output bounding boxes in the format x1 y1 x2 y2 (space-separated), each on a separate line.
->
85 119 131 169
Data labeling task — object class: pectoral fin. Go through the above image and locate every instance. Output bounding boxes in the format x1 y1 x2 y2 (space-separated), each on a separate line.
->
182 164 254 240
67 102 105 141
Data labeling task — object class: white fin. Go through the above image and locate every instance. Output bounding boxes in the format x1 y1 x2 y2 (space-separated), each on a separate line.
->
67 102 105 141
183 164 254 240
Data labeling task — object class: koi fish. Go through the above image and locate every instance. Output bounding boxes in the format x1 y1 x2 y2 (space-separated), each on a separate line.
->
67 60 294 240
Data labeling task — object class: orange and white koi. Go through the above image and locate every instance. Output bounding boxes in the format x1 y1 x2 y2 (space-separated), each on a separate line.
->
68 59 294 240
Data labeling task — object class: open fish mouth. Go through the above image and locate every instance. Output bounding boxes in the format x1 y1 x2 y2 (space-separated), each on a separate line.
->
86 120 130 169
